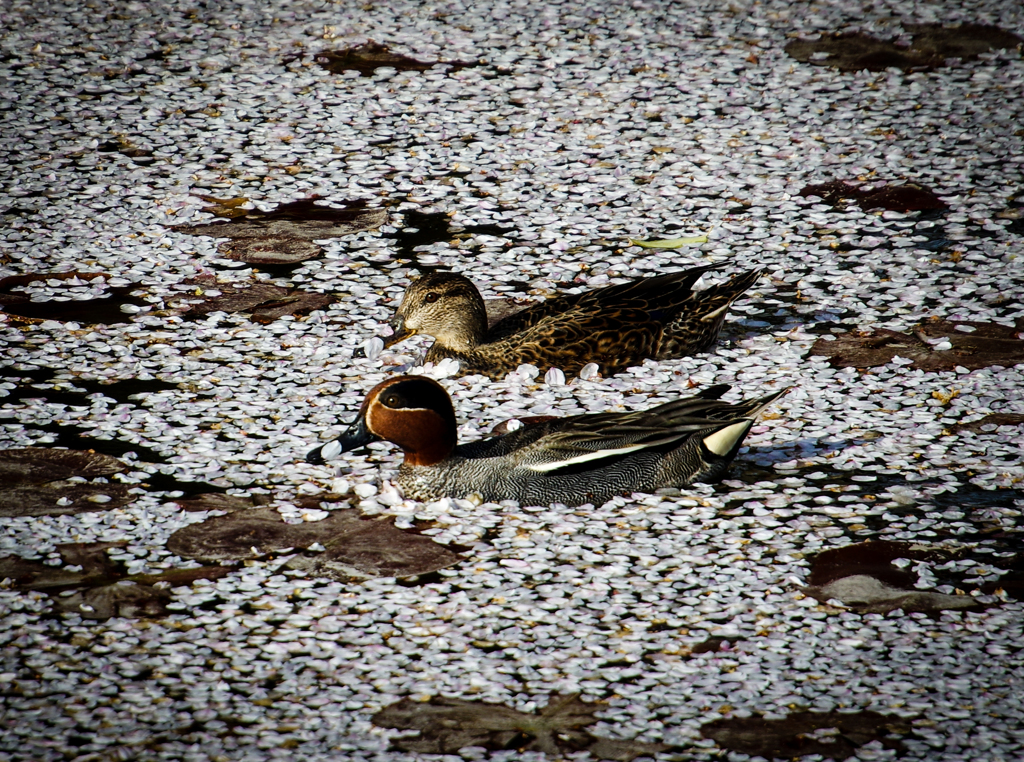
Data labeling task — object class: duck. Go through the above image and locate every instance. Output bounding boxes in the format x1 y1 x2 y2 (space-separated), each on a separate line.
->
381 264 764 379
306 375 788 507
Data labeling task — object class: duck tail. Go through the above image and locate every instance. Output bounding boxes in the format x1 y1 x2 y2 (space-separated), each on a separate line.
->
696 267 764 322
584 262 726 305
658 267 764 357
695 383 731 400
691 385 790 481
735 385 791 420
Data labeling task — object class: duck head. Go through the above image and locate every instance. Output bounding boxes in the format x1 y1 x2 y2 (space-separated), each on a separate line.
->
307 376 458 467
384 272 489 351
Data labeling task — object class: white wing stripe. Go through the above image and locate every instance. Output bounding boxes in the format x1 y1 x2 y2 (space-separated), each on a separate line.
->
526 443 649 472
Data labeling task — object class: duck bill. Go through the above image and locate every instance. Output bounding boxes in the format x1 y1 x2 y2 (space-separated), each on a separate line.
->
336 413 380 452
382 314 414 349
306 412 380 464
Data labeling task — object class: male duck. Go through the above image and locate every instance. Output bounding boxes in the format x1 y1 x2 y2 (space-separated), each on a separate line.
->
382 264 763 379
306 375 788 507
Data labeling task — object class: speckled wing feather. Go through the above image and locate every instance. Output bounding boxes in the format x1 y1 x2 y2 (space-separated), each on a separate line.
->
483 264 724 343
455 385 728 460
658 267 765 357
460 387 784 474
480 306 666 376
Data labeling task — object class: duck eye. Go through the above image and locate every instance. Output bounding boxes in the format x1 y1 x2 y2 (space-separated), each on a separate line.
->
424 292 439 304
383 394 401 407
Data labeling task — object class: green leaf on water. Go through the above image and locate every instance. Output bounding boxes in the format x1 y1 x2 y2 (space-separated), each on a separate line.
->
629 234 708 248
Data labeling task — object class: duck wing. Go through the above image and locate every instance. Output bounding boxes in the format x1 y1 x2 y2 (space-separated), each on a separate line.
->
457 385 725 460
484 263 724 342
481 305 665 375
466 386 787 475
658 267 764 357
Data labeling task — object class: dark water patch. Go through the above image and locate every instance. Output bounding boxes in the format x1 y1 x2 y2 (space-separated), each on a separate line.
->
730 290 855 334
720 460 1021 551
981 554 1024 599
810 318 1024 371
0 448 132 517
645 621 674 634
690 636 736 654
862 472 1018 541
785 23 1022 72
910 207 949 223
381 209 462 272
171 197 386 265
392 209 454 250
947 217 1020 244
716 458 793 487
139 47 168 62
0 278 149 325
1 205 39 218
703 710 911 758
97 377 178 398
0 540 233 620
168 505 464 581
315 41 479 77
96 138 155 165
171 278 334 321
997 215 1024 236
373 694 669 759
803 540 998 613
481 66 514 79
893 484 1016 551
455 221 517 239
498 279 534 294
0 363 57 385
737 436 852 473
997 194 1024 234
3 375 178 406
395 570 447 587
914 482 1022 542
799 179 948 213
808 540 953 589
143 472 228 499
918 236 954 251
858 184 948 213
950 413 1024 434
29 422 167 463
6 386 98 406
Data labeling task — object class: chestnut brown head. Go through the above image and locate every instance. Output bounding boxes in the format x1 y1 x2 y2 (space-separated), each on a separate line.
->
327 375 458 467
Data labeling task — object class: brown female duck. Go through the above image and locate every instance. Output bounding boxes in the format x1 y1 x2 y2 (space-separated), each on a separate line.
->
382 264 763 379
